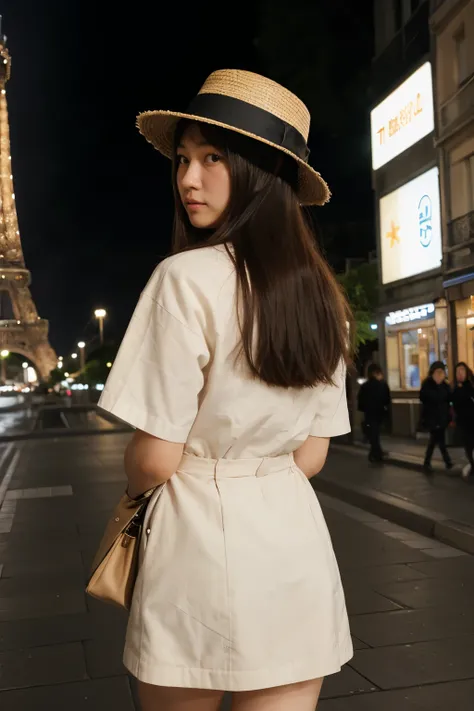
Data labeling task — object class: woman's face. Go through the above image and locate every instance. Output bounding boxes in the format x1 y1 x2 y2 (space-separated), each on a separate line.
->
456 365 467 383
176 124 231 229
432 368 445 385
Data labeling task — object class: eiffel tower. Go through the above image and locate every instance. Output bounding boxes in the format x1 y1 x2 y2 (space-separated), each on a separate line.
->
0 22 56 380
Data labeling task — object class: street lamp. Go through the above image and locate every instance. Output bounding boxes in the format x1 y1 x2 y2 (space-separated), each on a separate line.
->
22 361 28 385
78 341 86 370
0 349 9 385
94 308 107 345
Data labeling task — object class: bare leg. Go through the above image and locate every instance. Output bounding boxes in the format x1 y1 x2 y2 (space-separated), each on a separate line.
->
231 678 324 711
138 682 225 711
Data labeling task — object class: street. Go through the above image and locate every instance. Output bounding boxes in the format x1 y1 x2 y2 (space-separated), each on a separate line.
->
0 433 474 710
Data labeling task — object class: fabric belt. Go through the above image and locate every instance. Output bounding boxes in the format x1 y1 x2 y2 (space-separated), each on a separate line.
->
177 452 297 479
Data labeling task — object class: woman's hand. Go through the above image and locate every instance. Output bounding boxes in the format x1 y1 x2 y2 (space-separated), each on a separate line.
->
124 430 185 498
293 436 330 479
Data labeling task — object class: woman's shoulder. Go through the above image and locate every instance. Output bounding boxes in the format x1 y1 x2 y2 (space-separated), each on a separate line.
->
162 244 234 276
144 245 235 302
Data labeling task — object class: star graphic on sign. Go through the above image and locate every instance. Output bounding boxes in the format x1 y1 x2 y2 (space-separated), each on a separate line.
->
386 220 400 248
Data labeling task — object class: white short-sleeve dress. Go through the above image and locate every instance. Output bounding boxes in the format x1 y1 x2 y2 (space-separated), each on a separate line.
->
98 244 353 692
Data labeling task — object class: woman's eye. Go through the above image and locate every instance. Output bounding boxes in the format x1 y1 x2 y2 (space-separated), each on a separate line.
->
206 153 222 164
177 155 188 165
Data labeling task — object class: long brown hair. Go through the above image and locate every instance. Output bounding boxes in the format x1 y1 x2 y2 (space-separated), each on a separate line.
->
171 120 352 388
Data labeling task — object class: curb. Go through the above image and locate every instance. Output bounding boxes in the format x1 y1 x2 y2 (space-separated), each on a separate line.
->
311 470 474 555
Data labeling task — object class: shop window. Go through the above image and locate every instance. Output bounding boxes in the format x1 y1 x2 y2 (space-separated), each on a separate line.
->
454 25 469 86
450 155 474 220
470 155 474 211
456 297 474 371
386 334 401 391
386 323 439 391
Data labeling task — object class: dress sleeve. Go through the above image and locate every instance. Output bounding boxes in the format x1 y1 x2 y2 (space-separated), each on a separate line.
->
98 259 212 442
309 360 351 438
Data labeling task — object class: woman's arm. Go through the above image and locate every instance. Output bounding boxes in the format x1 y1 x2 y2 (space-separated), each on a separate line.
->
124 430 185 499
293 436 330 480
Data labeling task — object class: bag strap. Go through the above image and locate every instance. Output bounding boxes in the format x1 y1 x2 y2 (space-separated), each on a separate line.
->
126 486 158 505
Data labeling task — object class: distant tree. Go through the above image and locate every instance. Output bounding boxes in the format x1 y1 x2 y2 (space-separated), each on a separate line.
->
76 359 110 387
338 261 379 347
48 367 65 386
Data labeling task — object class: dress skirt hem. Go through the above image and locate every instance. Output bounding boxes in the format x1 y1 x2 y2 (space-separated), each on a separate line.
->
123 633 353 691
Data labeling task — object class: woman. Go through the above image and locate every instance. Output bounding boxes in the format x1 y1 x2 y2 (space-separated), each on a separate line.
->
420 361 453 473
99 70 353 711
452 361 474 478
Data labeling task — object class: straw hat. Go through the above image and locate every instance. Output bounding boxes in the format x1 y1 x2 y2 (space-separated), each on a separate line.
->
137 69 330 206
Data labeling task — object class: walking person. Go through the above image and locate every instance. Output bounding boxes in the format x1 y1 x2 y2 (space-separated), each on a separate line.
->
452 361 474 479
99 70 353 711
357 364 391 463
420 361 453 473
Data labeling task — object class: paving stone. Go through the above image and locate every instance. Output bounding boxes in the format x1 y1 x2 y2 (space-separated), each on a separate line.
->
350 635 474 688
84 638 127 678
350 606 474 647
321 664 378 698
86 596 129 627
0 541 80 562
0 530 81 547
0 570 84 597
351 636 368 650
372 577 474 609
0 590 86 621
408 558 474 579
318 679 474 710
341 564 427 586
0 551 84 578
0 613 93 651
9 518 78 534
422 546 468 558
0 642 87 690
0 676 136 711
397 538 448 550
344 585 403 615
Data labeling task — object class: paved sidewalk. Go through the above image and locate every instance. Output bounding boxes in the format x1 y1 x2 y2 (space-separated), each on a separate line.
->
1 432 474 709
317 446 474 554
344 432 466 474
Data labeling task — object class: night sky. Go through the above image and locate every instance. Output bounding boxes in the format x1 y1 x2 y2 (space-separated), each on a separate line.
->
0 0 374 358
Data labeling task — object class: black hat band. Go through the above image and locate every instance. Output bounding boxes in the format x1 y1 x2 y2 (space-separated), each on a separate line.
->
185 93 310 162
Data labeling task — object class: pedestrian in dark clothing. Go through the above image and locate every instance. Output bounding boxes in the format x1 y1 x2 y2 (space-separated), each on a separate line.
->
420 361 453 473
358 364 391 463
452 361 474 479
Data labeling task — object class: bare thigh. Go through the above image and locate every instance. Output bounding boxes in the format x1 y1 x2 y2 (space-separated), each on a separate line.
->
231 679 324 711
138 682 225 711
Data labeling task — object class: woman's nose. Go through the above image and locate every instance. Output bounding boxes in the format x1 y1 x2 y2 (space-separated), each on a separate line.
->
181 160 202 190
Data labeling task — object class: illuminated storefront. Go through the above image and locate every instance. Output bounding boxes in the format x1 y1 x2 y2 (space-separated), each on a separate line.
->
456 297 474 370
371 60 442 431
385 302 448 391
